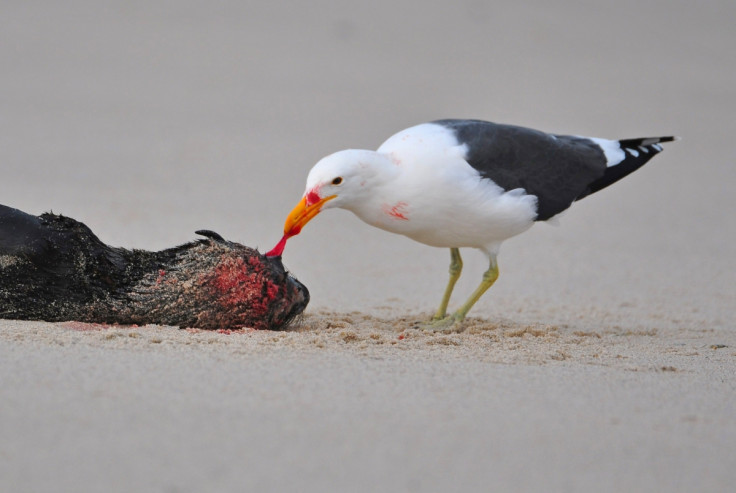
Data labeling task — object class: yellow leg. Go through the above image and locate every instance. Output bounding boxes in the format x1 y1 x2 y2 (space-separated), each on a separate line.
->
450 255 499 321
432 248 462 320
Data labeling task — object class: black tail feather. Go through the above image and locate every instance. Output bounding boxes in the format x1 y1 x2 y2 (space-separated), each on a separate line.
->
582 136 678 198
618 136 678 147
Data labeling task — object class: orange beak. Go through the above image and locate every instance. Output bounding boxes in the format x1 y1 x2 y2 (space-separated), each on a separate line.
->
283 194 336 237
265 194 336 257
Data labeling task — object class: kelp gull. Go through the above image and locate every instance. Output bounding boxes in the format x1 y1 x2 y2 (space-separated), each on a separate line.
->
267 119 677 324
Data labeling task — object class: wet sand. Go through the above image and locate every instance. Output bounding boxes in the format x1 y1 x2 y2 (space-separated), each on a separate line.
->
1 1 735 491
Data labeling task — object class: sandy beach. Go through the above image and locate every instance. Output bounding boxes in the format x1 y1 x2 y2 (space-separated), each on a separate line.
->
1 1 735 491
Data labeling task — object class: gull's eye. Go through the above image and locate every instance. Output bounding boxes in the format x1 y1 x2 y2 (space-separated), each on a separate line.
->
332 177 343 185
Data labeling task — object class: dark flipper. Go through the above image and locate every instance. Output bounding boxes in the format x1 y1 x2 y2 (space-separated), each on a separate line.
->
0 204 50 257
195 230 226 242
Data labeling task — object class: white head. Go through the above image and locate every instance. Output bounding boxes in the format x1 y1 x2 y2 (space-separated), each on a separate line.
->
265 149 394 257
305 149 393 210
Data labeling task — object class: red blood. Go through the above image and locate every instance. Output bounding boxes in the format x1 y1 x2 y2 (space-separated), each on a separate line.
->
211 257 251 301
398 334 405 340
61 321 109 331
208 255 280 320
265 235 288 257
383 202 409 220
306 189 321 206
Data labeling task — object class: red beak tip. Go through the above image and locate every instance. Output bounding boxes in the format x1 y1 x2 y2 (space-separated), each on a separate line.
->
265 236 288 258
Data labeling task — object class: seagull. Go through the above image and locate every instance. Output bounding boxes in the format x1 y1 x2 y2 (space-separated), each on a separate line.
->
266 119 676 324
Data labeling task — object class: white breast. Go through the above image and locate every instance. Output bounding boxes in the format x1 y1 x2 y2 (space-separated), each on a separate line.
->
346 123 539 251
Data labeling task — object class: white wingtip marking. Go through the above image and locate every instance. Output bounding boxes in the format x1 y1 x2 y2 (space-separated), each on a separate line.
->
588 137 626 167
625 148 640 158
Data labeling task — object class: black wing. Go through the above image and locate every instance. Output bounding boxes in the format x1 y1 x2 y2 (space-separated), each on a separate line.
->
434 120 673 221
